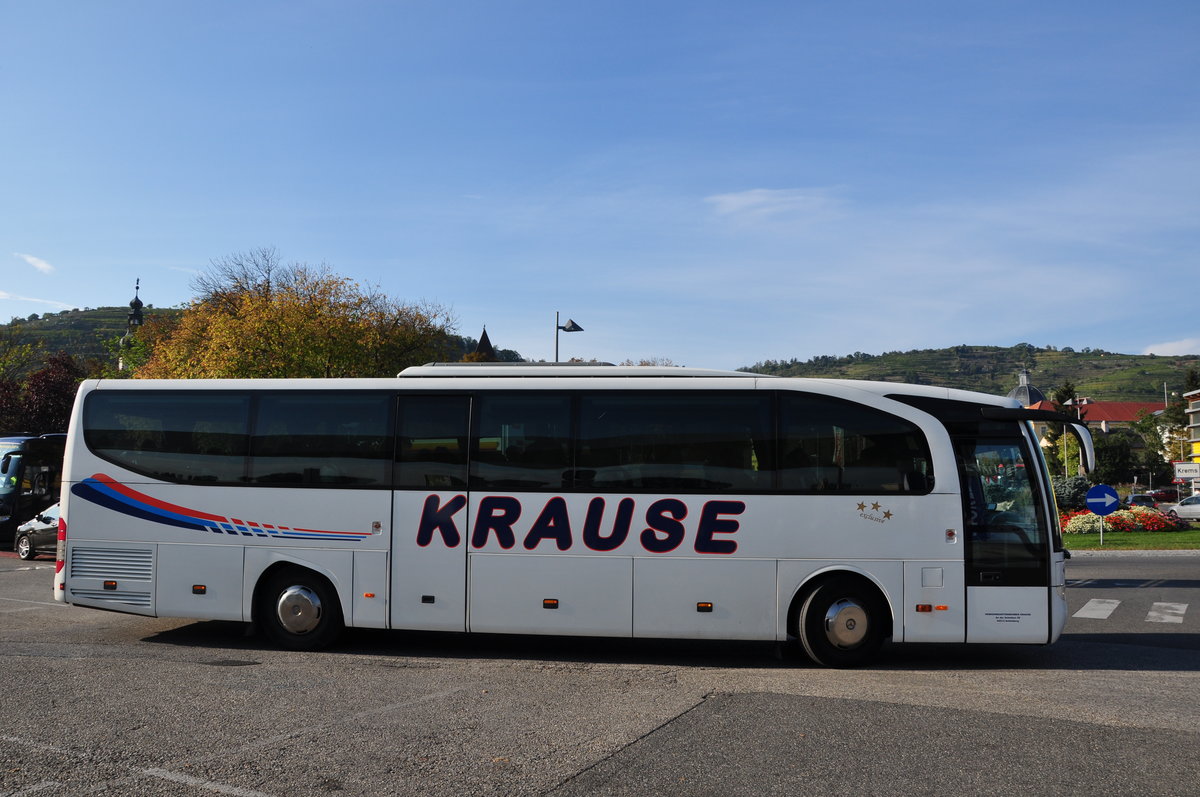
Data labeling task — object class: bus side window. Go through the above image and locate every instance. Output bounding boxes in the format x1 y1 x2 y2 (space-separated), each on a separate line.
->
780 393 933 494
248 393 392 487
471 395 572 491
84 392 249 484
395 395 469 489
577 393 772 493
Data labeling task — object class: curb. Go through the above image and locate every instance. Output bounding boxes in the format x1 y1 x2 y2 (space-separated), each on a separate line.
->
1067 549 1200 557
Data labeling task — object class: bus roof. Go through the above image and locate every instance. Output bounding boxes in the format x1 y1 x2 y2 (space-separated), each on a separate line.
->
397 364 1019 406
78 369 1021 411
398 363 758 379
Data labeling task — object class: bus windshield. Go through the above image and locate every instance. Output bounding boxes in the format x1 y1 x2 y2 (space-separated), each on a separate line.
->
1 453 22 495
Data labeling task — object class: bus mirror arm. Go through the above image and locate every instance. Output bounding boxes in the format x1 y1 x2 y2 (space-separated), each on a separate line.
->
1069 422 1095 474
979 407 1095 474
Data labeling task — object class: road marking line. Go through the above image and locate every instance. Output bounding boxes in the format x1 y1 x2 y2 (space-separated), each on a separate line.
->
6 782 62 795
142 768 274 796
0 735 273 797
0 596 62 607
1073 598 1120 619
1146 602 1187 624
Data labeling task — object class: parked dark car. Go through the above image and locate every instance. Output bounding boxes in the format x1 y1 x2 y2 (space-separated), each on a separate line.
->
1148 487 1179 503
14 502 58 561
1125 494 1158 509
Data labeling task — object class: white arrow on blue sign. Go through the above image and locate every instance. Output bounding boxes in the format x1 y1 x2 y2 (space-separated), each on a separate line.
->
1086 484 1120 517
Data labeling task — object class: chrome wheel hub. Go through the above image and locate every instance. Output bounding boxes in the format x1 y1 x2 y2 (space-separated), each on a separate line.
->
276 585 323 634
823 598 869 649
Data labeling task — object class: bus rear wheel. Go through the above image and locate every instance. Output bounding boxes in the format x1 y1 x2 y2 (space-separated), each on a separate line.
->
797 575 886 667
258 568 344 651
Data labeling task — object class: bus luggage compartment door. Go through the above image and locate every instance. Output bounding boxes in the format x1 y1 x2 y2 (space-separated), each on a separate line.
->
633 558 776 640
156 543 245 621
468 553 633 637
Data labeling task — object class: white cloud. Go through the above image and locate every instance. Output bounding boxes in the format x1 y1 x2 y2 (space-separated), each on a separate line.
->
1143 339 1200 356
0 290 74 310
13 252 56 274
704 188 845 222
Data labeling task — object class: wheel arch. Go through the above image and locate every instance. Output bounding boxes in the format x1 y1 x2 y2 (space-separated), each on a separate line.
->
785 566 896 644
245 551 350 628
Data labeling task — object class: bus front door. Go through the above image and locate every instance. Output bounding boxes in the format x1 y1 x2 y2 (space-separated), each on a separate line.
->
959 438 1052 643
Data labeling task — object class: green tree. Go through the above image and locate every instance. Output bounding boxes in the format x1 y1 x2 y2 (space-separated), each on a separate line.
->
1134 447 1172 487
0 323 41 384
1092 432 1135 486
138 250 457 378
1130 368 1199 465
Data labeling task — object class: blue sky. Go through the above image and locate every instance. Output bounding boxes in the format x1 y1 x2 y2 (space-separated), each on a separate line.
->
3 1 1198 370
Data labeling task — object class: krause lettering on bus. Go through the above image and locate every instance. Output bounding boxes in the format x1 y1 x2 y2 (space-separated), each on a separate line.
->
71 474 373 543
418 494 746 554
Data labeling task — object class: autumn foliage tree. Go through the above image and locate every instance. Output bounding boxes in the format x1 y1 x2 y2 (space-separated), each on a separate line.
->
21 352 86 432
137 249 457 378
0 351 86 433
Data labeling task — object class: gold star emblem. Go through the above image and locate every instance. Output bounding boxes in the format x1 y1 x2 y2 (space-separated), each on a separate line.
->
871 502 881 511
856 502 867 511
883 510 893 520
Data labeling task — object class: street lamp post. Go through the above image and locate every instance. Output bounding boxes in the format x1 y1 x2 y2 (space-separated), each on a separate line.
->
554 312 583 362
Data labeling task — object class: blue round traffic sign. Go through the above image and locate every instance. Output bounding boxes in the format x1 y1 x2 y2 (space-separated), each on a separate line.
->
1086 484 1120 517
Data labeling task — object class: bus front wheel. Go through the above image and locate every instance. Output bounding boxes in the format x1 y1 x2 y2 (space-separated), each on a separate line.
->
797 576 886 667
257 568 344 651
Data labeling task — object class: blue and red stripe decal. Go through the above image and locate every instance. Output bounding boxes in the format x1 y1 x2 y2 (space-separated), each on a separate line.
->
70 473 371 543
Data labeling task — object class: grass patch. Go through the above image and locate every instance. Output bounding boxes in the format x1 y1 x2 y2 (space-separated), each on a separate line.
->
1064 526 1200 551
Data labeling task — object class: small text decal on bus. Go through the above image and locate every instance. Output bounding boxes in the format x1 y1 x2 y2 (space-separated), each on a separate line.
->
417 494 745 554
856 501 894 524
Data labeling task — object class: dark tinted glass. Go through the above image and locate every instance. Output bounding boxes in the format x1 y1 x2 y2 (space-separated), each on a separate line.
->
471 394 572 490
84 392 250 483
959 438 1047 586
779 392 932 493
396 395 470 489
577 393 772 493
248 393 392 487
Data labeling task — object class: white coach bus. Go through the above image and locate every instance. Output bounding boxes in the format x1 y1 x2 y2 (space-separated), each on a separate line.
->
54 364 1093 666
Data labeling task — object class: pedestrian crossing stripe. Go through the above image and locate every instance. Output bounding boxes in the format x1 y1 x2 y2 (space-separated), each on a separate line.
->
1146 603 1186 624
1072 599 1189 623
1073 598 1119 619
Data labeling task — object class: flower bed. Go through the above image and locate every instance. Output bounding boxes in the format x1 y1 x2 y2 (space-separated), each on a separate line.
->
1061 507 1191 534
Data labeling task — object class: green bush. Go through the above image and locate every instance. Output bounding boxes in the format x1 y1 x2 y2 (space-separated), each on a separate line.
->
1053 475 1091 511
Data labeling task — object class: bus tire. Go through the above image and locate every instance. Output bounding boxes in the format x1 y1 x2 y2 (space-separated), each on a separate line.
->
797 575 886 668
16 535 35 561
257 567 344 651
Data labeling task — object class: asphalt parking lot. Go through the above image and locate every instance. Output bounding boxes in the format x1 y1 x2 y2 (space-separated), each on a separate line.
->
3 554 1199 796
